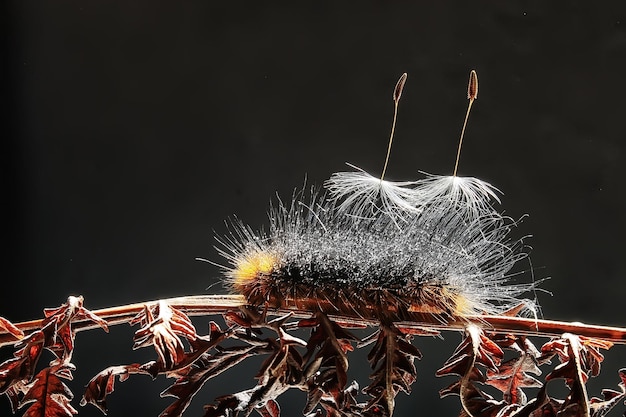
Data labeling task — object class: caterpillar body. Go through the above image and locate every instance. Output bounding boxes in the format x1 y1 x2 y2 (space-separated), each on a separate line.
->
214 71 538 323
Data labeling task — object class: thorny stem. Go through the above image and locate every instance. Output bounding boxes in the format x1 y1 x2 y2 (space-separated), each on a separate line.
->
1 294 626 347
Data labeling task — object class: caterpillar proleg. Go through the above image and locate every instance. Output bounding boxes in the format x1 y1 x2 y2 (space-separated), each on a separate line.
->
215 71 538 322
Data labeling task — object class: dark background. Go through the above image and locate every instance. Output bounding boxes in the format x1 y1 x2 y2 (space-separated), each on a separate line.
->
3 2 626 416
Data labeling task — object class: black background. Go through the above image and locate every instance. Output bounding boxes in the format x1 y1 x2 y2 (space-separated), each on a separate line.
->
3 2 626 416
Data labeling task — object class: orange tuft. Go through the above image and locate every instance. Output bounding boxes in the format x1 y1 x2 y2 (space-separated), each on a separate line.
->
232 251 277 289
451 293 474 317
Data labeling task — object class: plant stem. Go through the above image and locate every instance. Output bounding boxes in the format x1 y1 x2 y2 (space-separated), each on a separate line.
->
1 294 625 347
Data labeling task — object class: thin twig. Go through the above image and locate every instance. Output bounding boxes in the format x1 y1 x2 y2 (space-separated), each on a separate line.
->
1 294 625 347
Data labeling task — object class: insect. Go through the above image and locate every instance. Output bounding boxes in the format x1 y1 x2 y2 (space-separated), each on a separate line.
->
214 71 538 323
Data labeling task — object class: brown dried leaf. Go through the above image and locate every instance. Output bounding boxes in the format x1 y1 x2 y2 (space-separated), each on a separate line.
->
80 364 147 414
543 334 607 387
43 296 108 333
302 313 359 411
517 334 615 417
160 344 263 417
442 380 508 417
362 325 421 417
436 326 504 379
202 345 304 416
486 353 542 405
200 312 364 417
4 384 25 414
589 368 626 417
36 296 108 366
0 332 45 395
202 394 240 417
436 326 508 417
19 365 77 417
133 301 198 369
165 316 305 417
258 399 280 417
303 387 325 415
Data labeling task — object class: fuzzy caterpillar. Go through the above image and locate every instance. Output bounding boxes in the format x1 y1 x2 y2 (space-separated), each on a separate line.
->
214 71 539 322
216 189 535 321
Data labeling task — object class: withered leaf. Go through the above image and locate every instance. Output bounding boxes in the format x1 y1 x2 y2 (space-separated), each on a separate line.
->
436 327 511 417
80 364 147 414
160 346 262 417
486 353 542 405
302 313 359 408
437 326 504 382
133 302 198 369
7 296 110 384
303 388 325 415
258 399 280 417
363 325 420 417
542 334 611 388
0 333 45 395
19 366 77 417
589 368 626 417
43 296 108 334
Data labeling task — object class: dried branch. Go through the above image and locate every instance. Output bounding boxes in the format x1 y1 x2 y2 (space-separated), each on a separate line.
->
1 295 625 417
2 295 625 348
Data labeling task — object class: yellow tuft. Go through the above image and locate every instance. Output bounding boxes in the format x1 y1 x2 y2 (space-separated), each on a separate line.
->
232 251 278 289
451 293 475 318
